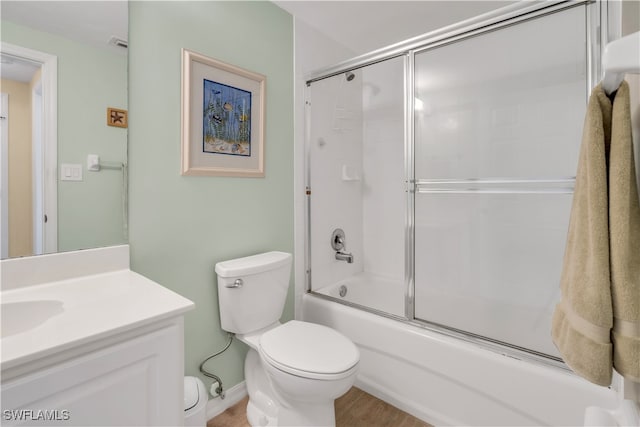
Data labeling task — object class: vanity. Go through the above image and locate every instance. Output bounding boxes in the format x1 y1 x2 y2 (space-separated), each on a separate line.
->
1 245 195 426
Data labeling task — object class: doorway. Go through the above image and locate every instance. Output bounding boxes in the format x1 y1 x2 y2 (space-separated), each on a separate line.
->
0 43 57 258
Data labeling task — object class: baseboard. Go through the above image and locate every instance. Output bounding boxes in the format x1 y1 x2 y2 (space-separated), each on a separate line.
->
205 381 248 421
355 377 461 427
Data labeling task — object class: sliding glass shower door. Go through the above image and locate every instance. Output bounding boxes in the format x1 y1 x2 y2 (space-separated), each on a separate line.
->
307 56 406 317
305 1 600 362
413 6 587 357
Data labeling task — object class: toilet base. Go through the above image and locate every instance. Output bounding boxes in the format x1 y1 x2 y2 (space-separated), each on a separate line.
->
245 350 278 426
246 398 277 427
277 401 335 427
246 396 335 427
246 393 336 427
243 349 341 426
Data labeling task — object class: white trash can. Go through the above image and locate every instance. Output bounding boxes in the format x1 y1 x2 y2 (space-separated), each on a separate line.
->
184 376 207 427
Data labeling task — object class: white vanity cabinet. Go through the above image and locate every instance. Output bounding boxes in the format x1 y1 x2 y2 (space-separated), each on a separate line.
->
2 318 184 426
1 246 195 427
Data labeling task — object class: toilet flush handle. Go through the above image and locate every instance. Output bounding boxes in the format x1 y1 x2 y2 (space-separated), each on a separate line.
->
225 278 244 288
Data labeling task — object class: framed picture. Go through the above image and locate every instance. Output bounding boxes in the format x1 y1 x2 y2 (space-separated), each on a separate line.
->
181 48 265 177
107 107 127 128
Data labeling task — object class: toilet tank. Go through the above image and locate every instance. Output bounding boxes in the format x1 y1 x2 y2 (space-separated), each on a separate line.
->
215 251 292 334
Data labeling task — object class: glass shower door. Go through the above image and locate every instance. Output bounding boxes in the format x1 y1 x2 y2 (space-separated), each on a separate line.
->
307 56 406 317
413 6 587 357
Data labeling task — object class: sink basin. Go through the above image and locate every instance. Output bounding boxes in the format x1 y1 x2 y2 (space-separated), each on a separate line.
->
1 300 64 338
0 268 194 372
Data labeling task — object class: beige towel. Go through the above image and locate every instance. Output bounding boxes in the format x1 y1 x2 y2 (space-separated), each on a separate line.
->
552 81 640 386
609 82 640 383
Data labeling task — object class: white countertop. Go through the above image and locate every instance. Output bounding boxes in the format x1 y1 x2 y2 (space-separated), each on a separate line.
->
1 269 194 371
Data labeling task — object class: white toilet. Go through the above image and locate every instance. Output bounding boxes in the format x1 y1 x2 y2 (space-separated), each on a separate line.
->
215 251 360 426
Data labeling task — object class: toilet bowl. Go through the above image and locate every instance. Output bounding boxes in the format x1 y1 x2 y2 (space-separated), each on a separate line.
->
215 252 360 426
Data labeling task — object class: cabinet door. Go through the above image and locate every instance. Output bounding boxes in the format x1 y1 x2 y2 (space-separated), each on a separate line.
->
1 321 184 426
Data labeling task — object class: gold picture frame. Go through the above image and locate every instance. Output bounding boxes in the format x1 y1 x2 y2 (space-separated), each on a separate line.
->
181 48 265 177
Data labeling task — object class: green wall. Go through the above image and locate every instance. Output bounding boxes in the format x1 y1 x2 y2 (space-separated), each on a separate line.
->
1 21 128 252
128 1 294 390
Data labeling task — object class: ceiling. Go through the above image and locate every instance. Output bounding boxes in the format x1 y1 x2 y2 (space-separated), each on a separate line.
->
0 55 40 83
1 1 127 53
1 1 514 58
273 1 512 55
1 1 511 81
1 1 127 82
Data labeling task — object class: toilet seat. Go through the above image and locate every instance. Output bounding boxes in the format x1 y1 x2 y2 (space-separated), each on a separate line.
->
259 320 359 380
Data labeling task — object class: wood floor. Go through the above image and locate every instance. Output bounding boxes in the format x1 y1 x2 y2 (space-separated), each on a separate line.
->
207 387 432 427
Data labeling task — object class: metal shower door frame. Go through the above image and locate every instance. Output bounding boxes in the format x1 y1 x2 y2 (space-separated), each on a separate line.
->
304 0 619 369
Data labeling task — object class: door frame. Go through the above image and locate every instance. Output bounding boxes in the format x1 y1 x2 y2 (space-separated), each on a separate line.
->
1 42 58 255
1 93 8 258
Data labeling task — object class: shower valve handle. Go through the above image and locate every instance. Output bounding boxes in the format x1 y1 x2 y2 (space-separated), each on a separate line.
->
331 229 346 251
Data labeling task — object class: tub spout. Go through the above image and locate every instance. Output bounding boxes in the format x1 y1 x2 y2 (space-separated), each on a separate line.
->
335 251 354 263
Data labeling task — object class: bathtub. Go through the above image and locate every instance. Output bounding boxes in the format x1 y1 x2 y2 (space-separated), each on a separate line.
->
302 285 618 426
316 272 404 317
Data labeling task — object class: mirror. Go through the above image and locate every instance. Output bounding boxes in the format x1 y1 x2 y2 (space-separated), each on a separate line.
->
0 1 128 259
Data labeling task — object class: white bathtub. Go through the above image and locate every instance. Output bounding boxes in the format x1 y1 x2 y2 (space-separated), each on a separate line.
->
315 272 405 317
302 289 618 426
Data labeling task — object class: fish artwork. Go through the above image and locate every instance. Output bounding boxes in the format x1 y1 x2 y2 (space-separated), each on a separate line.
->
202 79 251 157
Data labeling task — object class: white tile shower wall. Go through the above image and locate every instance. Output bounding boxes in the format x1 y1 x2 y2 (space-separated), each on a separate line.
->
309 70 364 289
293 19 356 317
361 58 406 282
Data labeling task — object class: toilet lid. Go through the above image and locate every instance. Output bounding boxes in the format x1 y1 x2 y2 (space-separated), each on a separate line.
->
259 321 359 377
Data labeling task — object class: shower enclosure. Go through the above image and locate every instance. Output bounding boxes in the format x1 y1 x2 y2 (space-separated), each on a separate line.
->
305 1 609 365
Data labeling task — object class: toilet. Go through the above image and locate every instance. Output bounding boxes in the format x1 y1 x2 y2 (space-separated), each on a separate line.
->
215 251 359 426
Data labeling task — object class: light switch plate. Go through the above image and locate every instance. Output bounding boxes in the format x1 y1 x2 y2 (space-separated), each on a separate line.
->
60 164 83 181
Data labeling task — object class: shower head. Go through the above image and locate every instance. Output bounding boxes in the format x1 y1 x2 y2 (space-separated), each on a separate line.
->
345 72 355 82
